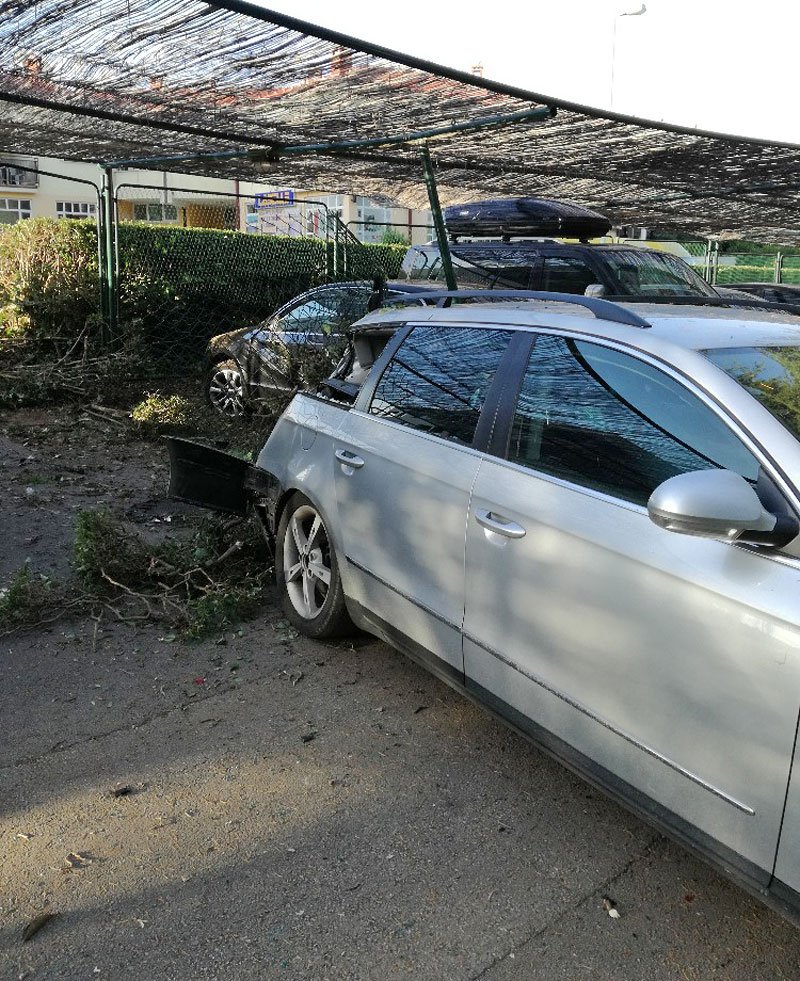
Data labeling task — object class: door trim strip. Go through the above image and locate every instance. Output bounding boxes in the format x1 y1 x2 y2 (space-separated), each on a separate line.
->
345 556 461 632
464 632 756 816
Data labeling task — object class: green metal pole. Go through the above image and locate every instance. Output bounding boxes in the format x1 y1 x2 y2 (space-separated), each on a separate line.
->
420 145 457 292
96 176 109 341
102 167 118 340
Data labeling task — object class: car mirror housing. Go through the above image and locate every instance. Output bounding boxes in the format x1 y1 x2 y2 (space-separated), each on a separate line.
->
647 469 790 545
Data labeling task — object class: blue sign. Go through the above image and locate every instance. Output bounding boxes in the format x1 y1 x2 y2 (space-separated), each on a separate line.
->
254 189 295 209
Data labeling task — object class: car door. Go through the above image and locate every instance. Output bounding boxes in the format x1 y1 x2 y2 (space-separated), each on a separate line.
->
333 323 514 677
462 330 800 881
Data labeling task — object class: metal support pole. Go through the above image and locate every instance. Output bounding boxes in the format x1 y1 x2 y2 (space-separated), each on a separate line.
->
96 183 109 339
102 167 118 340
420 145 457 292
104 106 554 171
775 251 783 284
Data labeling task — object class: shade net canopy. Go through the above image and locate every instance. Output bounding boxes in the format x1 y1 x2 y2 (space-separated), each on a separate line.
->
1 0 800 242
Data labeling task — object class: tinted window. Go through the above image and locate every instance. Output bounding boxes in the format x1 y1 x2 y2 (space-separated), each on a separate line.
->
403 245 535 288
276 288 370 337
541 256 598 294
370 327 512 445
509 335 758 504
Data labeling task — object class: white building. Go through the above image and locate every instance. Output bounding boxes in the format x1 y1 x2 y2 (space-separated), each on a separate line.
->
0 153 432 245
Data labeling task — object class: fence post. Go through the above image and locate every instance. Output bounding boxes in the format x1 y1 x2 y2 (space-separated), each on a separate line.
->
95 177 109 344
709 240 720 285
703 241 712 282
420 145 457 292
775 251 783 284
102 167 118 340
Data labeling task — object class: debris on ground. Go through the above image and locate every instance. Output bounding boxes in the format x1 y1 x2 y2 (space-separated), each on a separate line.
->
22 912 56 942
63 851 92 870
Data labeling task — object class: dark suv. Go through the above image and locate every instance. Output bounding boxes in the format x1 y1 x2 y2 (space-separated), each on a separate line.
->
401 240 718 299
402 196 717 300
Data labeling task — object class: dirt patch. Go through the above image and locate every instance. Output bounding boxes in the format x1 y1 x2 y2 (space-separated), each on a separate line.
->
0 406 174 584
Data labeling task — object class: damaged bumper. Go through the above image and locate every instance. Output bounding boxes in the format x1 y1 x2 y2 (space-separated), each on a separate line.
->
166 437 282 533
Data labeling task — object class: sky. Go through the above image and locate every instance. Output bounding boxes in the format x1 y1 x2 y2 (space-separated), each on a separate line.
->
260 0 800 145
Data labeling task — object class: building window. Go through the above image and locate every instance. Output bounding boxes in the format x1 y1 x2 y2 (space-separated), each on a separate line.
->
0 198 32 224
56 201 97 219
133 202 178 222
0 158 38 188
356 196 391 243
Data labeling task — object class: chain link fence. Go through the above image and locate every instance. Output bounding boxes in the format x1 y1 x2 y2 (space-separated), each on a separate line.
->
6 161 800 452
108 185 410 448
713 253 783 286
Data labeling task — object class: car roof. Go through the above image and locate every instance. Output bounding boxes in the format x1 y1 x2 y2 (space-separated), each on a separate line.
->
411 240 666 254
357 298 800 352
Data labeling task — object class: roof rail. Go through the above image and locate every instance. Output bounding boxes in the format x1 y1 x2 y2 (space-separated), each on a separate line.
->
381 289 651 328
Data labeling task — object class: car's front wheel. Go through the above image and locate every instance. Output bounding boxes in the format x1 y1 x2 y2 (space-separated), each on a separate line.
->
207 358 246 417
276 492 352 638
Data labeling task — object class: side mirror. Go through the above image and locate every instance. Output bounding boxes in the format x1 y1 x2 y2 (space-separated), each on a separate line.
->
647 469 783 544
584 283 608 298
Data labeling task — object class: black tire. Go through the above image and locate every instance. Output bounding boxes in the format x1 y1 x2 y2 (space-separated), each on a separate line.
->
206 357 246 417
275 492 352 638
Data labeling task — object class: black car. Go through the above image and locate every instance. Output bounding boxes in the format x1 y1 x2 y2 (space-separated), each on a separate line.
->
402 197 718 300
719 282 800 305
206 281 432 416
402 239 719 298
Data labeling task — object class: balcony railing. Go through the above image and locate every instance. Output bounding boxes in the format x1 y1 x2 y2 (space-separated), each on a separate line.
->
0 158 38 189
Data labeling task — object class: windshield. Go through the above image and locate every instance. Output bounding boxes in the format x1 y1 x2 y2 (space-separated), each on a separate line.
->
705 346 800 440
601 250 716 298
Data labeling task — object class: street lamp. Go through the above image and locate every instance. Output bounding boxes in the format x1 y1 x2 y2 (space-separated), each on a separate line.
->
610 3 647 110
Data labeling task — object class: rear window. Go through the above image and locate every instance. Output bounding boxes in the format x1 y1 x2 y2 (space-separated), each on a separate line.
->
704 345 800 441
402 245 535 289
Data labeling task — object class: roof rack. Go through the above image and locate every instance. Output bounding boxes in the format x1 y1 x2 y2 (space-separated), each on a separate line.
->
381 289 651 329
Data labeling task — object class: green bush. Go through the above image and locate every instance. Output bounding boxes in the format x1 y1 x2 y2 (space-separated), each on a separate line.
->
0 566 60 633
0 217 100 353
117 223 330 366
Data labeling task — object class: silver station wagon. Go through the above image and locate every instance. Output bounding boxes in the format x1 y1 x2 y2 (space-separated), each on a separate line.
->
169 292 800 921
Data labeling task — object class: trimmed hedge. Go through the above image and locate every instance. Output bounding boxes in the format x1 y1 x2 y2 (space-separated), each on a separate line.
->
0 218 406 369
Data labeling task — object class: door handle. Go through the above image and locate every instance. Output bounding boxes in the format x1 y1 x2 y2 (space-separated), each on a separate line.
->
475 508 526 539
335 448 365 469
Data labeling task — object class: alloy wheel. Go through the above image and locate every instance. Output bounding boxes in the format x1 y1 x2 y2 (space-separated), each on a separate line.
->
208 363 245 416
283 504 332 619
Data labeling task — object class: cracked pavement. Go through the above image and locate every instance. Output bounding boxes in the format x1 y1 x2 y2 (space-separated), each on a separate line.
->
2 409 800 978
